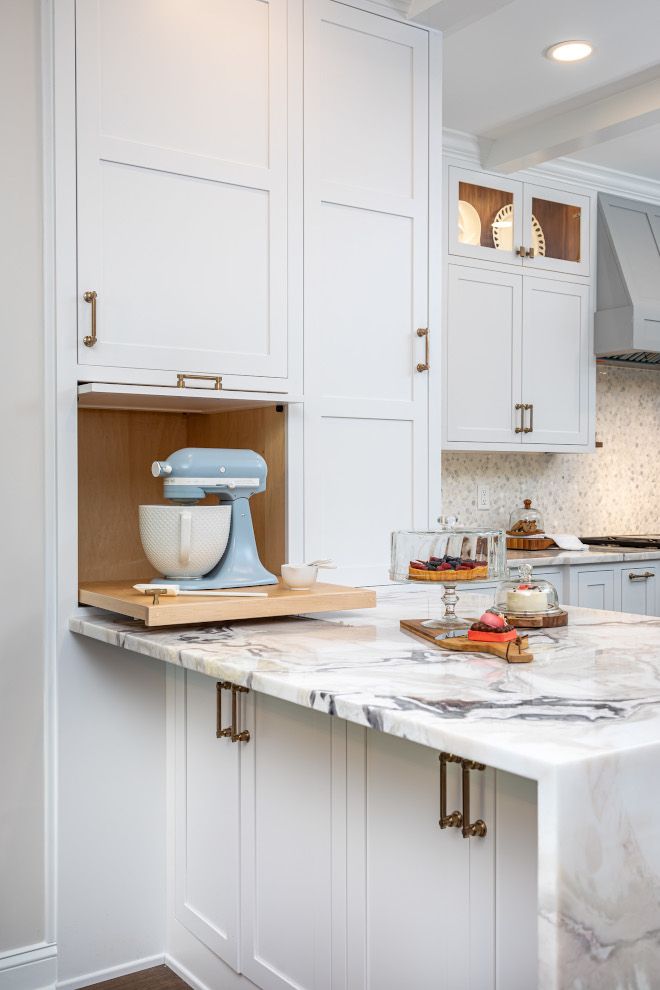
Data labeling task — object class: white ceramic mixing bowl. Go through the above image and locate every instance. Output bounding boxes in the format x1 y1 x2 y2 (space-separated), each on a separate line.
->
139 504 231 579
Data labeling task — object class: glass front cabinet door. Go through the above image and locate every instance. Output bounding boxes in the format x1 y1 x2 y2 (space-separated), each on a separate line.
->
449 167 590 277
448 167 524 265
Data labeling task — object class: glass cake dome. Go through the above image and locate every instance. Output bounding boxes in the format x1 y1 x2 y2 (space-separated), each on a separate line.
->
390 525 506 628
494 562 561 616
507 498 545 537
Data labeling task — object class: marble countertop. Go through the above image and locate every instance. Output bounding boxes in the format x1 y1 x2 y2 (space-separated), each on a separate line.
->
70 585 660 778
70 586 660 988
507 546 660 567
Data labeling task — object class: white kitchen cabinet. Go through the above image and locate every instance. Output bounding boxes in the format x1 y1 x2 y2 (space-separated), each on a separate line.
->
621 565 660 616
303 0 436 585
448 166 590 277
173 670 240 970
75 0 294 385
445 266 591 449
239 692 335 990
576 568 617 611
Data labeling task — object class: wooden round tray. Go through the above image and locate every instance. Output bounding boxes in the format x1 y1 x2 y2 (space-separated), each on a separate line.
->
506 536 555 551
505 609 568 628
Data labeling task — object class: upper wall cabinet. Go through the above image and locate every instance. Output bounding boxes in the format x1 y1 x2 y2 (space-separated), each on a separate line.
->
76 0 294 385
449 167 590 277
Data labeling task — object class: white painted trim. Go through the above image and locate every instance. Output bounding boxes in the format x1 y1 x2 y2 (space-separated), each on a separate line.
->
40 0 58 950
0 944 57 990
56 954 165 990
165 955 215 990
444 127 660 204
427 29 443 523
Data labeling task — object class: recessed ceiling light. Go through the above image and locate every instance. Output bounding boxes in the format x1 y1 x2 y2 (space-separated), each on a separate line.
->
545 40 594 63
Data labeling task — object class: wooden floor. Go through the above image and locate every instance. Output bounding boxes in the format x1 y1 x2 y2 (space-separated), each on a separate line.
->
84 966 191 990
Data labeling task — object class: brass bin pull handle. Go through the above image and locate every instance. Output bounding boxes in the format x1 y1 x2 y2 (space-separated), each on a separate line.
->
461 759 487 839
515 402 524 434
83 290 97 347
416 327 430 373
177 373 223 390
439 752 463 829
523 402 534 434
216 681 250 743
629 571 655 581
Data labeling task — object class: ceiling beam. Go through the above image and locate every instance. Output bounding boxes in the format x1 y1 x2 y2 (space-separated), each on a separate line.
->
407 0 515 34
483 75 660 174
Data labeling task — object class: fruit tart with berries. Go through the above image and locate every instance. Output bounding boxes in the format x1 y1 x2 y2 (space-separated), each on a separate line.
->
408 555 489 581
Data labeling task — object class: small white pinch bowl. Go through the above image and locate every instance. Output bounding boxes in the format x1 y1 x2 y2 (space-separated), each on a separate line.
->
281 563 318 591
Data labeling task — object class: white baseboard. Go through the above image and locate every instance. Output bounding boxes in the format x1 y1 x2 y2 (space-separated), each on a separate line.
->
165 956 212 990
56 953 165 990
0 944 57 990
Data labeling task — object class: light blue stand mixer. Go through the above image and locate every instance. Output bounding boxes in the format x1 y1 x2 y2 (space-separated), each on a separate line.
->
150 447 278 589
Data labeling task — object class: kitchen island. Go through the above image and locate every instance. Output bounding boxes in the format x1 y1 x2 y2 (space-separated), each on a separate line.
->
71 586 660 990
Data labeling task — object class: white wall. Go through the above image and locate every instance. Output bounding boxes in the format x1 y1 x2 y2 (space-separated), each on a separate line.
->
0 0 47 957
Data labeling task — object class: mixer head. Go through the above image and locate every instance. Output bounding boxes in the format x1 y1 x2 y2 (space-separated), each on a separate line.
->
151 447 267 504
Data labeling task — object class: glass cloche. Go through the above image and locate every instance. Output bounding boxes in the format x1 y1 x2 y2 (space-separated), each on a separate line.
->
507 498 545 537
390 524 506 628
494 563 561 617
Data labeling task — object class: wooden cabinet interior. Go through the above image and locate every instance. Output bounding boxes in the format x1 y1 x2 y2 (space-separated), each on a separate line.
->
78 406 286 583
459 180 513 250
531 197 581 262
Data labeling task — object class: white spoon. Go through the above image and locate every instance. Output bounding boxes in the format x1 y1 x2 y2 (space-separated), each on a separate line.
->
306 559 337 568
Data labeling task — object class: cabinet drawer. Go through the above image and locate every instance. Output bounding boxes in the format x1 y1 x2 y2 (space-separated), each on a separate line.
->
576 569 616 611
621 566 659 616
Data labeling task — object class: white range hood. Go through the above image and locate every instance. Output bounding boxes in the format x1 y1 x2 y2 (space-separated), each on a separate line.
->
596 192 660 366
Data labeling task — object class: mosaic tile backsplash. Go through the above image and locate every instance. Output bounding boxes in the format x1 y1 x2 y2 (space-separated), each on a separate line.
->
442 366 660 534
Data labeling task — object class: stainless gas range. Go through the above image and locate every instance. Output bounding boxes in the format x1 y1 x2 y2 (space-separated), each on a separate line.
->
581 535 660 552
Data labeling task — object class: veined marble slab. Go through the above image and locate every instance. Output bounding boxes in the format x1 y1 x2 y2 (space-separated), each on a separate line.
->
508 547 660 567
71 586 660 990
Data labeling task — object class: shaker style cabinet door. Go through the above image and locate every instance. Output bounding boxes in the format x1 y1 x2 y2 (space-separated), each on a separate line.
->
521 278 590 446
522 184 590 277
172 670 240 970
448 166 524 267
303 0 431 584
445 265 523 445
76 0 289 380
239 693 335 990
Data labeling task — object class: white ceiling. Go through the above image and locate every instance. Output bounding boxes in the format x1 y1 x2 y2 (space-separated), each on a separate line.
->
442 0 660 179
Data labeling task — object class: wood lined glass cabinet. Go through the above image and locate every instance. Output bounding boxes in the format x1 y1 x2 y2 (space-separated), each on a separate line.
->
448 166 590 277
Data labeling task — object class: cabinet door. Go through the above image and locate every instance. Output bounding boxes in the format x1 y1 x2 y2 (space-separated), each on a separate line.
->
621 566 659 616
173 671 240 969
448 166 524 266
240 693 335 990
346 728 476 990
576 569 616 611
445 266 522 445
523 184 590 277
521 278 590 446
303 0 431 585
76 0 290 380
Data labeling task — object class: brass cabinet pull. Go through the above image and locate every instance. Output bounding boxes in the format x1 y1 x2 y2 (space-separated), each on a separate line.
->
439 752 463 829
439 753 487 838
516 245 526 258
523 402 534 434
216 681 250 742
416 327 430 372
461 760 487 839
82 290 98 347
177 373 223 390
515 402 525 434
526 247 536 259
629 571 655 581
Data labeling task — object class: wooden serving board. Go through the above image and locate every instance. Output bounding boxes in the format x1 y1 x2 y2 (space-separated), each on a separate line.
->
504 609 568 628
400 619 533 663
506 536 555 551
79 580 377 627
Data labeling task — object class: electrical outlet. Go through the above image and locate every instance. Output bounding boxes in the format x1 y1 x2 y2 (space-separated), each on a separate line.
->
477 483 490 511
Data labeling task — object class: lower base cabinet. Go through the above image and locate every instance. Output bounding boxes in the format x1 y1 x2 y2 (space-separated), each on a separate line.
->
170 670 538 990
